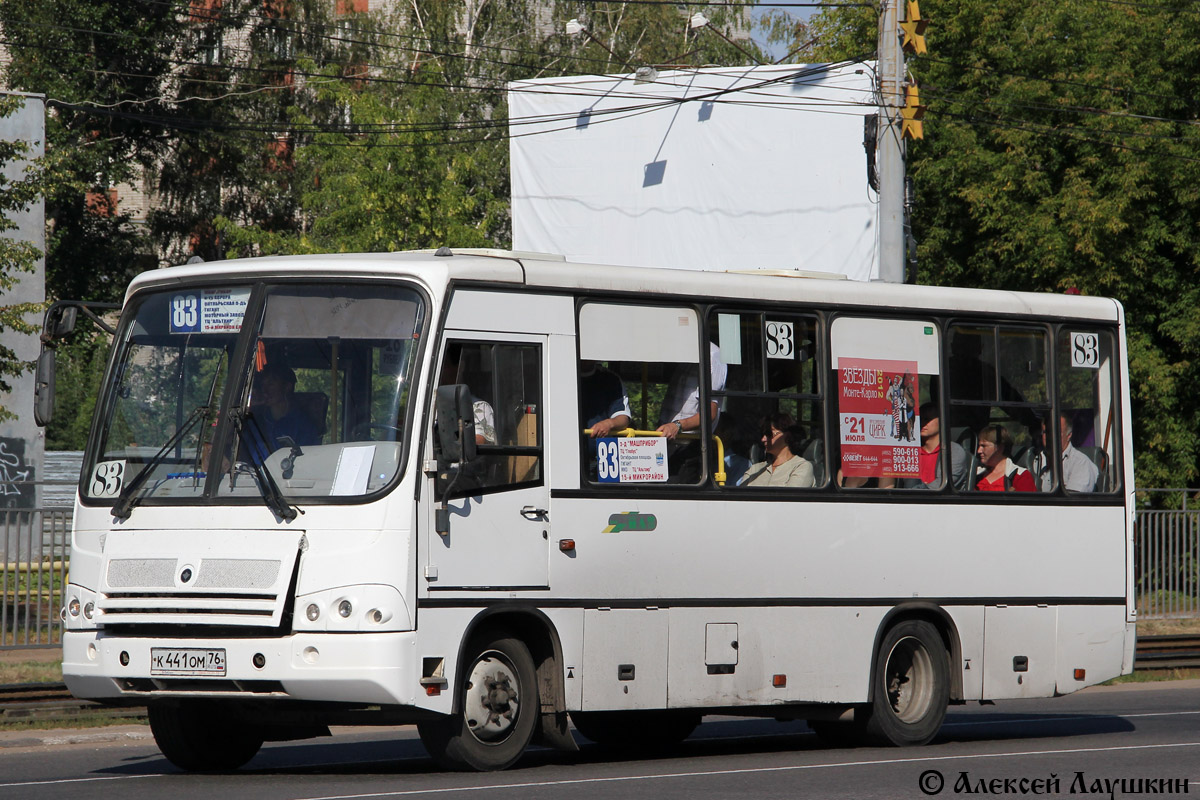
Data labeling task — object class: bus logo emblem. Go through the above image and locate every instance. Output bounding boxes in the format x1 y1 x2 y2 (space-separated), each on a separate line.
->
603 512 657 533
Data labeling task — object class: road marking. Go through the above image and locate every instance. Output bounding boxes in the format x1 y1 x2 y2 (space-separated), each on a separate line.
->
945 709 1200 727
293 741 1200 800
0 774 164 789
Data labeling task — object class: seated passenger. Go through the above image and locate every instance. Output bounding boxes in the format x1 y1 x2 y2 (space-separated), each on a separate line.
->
900 402 968 490
974 424 1035 492
438 348 495 445
656 342 728 440
246 362 319 461
1031 412 1098 492
740 413 815 488
581 360 632 438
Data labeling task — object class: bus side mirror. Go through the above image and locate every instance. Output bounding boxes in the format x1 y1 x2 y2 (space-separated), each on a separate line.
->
33 349 55 426
435 384 477 464
50 306 77 338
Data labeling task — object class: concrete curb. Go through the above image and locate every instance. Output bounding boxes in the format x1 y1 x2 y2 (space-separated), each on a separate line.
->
0 724 152 749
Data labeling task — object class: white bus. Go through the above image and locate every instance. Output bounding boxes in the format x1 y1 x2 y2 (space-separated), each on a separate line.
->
51 249 1134 771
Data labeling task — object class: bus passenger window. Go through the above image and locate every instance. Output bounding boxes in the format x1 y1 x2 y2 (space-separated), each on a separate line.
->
1050 329 1120 494
947 324 1049 494
710 310 824 488
578 303 712 485
829 317 941 490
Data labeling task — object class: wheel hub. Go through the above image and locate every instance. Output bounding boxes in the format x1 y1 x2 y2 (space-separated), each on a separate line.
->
885 636 934 723
463 653 520 743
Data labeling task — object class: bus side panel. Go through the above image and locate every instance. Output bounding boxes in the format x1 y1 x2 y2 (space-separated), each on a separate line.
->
981 605 1057 699
665 607 878 707
1055 605 1127 693
946 605 985 701
581 608 669 710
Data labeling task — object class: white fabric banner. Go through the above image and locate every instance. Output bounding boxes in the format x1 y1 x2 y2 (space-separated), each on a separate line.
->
509 63 879 281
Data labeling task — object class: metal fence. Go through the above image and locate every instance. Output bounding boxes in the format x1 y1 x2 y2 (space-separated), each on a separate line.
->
1 504 72 650
3 484 1200 649
1135 490 1200 619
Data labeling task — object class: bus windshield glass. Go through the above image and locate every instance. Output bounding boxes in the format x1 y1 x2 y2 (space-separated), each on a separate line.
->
84 283 424 506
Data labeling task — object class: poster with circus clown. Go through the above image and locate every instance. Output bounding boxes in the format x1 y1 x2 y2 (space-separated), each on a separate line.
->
838 357 921 480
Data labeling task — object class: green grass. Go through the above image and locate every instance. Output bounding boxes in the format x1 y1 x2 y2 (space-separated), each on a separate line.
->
1104 668 1200 685
0 565 67 596
0 660 61 685
0 710 147 731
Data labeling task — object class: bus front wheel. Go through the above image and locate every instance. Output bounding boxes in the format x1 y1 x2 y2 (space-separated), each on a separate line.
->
858 620 948 746
418 634 539 771
148 701 263 771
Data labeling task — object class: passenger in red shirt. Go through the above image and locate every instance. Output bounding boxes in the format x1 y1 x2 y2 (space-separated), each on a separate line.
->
974 424 1035 492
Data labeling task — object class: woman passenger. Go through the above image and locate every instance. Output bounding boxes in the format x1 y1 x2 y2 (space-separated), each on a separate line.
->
974 424 1035 492
740 413 816 488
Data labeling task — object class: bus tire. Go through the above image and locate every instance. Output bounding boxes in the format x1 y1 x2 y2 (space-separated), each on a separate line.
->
570 710 699 749
148 701 263 772
417 634 538 771
858 620 949 747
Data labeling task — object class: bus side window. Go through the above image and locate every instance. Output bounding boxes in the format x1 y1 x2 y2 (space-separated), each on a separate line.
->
1053 328 1120 494
948 324 1049 494
829 317 941 491
710 310 824 489
577 303 709 485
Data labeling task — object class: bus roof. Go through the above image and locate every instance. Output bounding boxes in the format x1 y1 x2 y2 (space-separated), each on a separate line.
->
129 249 1121 323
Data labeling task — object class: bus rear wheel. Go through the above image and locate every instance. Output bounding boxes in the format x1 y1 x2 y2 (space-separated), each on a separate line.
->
570 710 700 750
417 634 538 771
148 701 264 771
858 620 948 746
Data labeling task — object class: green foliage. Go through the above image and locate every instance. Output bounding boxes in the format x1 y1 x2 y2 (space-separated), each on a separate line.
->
0 0 182 301
43 333 109 450
808 0 1200 488
0 97 47 423
225 0 764 256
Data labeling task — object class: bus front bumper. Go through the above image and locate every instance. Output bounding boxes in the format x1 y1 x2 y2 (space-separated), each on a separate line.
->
63 630 423 707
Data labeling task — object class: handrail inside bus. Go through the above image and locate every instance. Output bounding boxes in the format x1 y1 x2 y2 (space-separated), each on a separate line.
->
581 428 727 486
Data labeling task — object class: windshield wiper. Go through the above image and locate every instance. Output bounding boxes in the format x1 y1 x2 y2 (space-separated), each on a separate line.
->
190 349 228 484
111 405 208 521
228 409 300 522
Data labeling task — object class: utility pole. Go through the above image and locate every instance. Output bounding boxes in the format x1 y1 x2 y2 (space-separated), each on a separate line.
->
876 0 906 284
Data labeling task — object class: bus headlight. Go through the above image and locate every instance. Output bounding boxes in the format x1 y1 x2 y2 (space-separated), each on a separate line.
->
83 602 95 620
293 585 410 632
68 598 80 617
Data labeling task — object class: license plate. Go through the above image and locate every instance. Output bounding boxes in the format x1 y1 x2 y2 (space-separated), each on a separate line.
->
150 648 227 677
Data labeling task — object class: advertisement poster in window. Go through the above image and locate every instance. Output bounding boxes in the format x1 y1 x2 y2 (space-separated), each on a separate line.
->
838 357 921 479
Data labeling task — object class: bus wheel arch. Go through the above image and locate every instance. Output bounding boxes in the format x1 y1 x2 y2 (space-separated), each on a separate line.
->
870 603 963 703
455 609 575 753
857 605 958 747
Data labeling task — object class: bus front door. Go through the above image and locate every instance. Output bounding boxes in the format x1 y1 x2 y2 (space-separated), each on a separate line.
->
425 335 549 590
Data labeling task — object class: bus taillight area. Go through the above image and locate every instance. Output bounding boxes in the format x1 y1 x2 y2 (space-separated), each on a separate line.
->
62 629 425 708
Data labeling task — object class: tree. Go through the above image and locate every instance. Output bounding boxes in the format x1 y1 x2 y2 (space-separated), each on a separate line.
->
222 0 766 255
805 0 1200 488
0 0 192 301
0 98 47 423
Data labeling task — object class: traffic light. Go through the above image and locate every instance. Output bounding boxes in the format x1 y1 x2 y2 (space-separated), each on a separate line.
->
901 0 929 55
901 81 925 140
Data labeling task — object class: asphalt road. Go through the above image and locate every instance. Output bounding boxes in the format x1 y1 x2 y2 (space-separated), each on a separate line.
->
2 681 1199 800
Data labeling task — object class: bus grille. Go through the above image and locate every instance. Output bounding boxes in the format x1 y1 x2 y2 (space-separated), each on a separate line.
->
100 558 288 627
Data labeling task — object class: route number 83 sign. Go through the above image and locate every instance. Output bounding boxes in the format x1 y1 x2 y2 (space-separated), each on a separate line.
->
1070 332 1101 369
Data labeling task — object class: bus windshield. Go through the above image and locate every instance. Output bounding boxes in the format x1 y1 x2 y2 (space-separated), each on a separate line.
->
84 282 425 507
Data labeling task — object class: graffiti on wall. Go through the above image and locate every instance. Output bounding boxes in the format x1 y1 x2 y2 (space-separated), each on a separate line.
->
0 437 34 509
